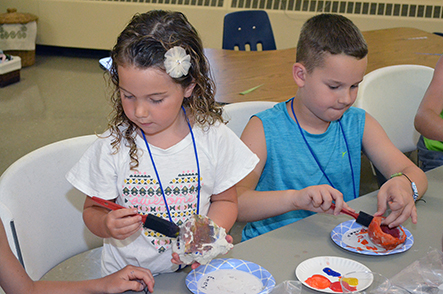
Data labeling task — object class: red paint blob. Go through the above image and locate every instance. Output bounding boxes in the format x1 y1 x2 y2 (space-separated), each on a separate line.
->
329 281 343 292
305 274 331 289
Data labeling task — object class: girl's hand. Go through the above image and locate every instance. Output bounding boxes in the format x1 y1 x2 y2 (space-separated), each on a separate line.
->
375 176 417 228
104 208 143 240
171 235 234 270
171 252 202 270
292 185 352 215
101 265 155 293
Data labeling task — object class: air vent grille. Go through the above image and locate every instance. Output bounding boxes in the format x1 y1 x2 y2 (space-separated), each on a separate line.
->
230 1 443 19
90 0 224 7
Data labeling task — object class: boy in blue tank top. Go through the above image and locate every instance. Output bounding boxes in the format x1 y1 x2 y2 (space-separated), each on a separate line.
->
237 13 428 241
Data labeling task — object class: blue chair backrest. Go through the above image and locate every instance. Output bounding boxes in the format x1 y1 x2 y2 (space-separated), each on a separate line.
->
222 10 276 51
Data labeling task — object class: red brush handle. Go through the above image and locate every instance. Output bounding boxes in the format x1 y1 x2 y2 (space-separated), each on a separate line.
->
91 197 147 222
330 203 359 219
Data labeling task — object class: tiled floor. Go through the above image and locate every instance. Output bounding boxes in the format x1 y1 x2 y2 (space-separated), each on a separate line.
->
0 46 380 243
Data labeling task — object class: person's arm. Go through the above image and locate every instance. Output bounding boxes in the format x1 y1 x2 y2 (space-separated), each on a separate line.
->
362 112 428 227
206 186 238 232
83 196 142 240
236 116 348 223
0 219 155 294
414 56 443 141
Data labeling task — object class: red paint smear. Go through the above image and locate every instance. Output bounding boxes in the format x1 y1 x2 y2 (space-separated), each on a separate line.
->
340 281 357 292
305 275 357 292
306 274 358 292
305 275 331 289
329 281 343 292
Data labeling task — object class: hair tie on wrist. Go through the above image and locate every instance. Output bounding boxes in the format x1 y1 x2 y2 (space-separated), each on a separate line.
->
390 172 419 202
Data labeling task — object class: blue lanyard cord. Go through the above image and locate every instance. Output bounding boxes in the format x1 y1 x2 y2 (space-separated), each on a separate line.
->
141 106 201 223
182 106 201 214
290 98 356 199
340 117 357 199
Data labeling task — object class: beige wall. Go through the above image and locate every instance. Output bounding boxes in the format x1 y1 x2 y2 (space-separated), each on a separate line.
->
1 0 443 50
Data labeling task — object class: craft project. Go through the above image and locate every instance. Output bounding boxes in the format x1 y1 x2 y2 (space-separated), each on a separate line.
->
173 215 233 265
368 216 406 250
331 220 413 255
331 203 407 250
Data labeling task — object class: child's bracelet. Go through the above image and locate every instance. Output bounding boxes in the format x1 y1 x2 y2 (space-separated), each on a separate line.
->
390 172 419 202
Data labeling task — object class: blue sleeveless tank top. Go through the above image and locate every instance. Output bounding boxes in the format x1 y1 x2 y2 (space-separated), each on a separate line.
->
242 100 365 241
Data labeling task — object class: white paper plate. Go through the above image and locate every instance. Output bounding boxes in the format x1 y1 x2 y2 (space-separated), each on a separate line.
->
295 256 372 293
186 258 275 294
331 220 414 255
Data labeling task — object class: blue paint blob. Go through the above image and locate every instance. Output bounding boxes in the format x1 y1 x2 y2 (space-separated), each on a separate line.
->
323 267 341 277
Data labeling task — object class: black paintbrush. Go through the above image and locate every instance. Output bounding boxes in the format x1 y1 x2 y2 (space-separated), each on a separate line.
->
331 203 374 227
91 197 180 238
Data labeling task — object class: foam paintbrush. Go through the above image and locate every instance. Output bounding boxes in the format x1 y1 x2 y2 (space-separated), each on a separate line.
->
331 203 374 227
90 196 180 238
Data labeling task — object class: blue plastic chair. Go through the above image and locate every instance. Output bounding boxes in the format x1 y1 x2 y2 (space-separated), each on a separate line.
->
222 10 276 51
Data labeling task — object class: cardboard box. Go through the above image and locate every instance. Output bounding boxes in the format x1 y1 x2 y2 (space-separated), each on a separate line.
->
0 56 21 87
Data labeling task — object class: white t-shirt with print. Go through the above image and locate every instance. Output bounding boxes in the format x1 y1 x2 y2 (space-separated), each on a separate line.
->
66 121 259 275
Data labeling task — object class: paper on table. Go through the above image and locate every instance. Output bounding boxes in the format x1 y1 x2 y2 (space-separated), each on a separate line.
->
240 84 264 95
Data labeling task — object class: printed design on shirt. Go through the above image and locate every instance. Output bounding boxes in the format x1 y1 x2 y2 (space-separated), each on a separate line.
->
122 171 202 253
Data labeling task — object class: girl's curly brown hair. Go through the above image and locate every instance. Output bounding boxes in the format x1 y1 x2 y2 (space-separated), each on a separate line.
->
106 10 223 170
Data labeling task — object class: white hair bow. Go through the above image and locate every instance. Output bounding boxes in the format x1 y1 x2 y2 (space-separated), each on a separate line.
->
164 46 191 78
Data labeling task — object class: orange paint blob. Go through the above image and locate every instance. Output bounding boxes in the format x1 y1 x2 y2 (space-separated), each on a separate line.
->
305 274 331 289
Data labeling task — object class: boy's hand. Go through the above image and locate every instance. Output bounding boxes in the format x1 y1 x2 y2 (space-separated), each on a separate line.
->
292 185 353 215
102 265 155 293
375 177 417 228
104 208 143 240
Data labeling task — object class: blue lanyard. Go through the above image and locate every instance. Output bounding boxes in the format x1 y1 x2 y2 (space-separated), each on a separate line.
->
290 98 357 199
141 106 201 222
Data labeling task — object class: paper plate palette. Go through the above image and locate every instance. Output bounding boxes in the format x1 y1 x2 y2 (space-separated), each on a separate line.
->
295 256 372 293
186 258 275 294
331 220 413 255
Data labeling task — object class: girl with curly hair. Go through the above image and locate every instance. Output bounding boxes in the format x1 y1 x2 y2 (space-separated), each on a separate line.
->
66 10 258 279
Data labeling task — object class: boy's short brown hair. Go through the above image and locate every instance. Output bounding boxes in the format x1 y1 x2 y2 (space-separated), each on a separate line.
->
296 13 368 73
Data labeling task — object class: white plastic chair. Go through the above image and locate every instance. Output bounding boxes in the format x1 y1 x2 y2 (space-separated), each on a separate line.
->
355 64 434 185
222 101 277 137
0 135 102 280
355 64 434 153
